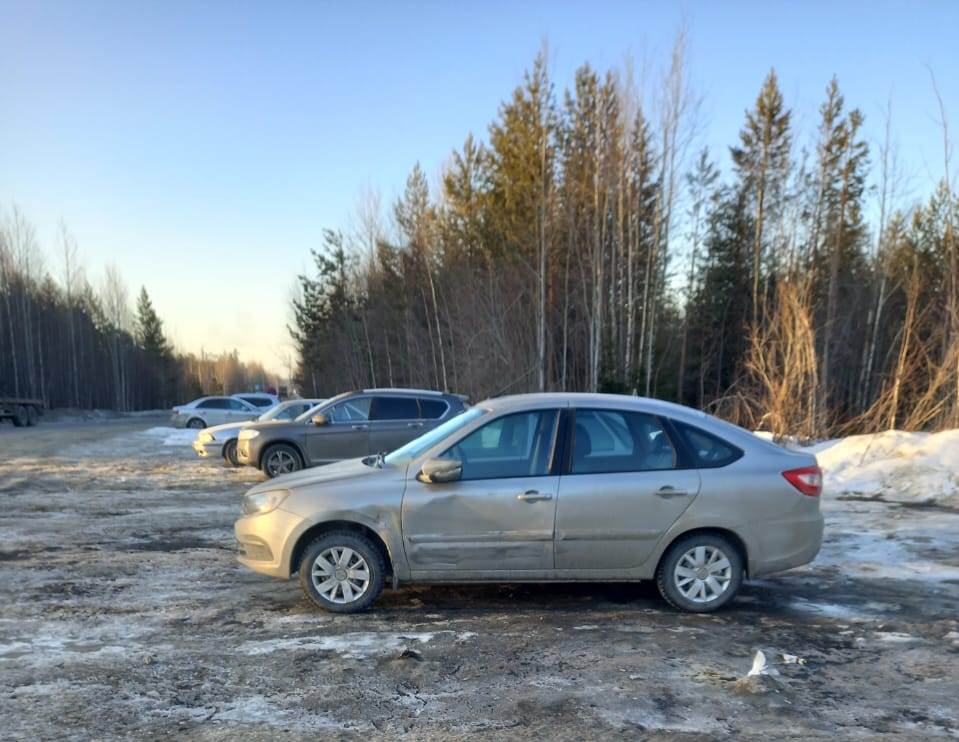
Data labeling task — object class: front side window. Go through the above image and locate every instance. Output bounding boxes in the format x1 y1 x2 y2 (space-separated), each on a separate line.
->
571 409 676 474
442 410 559 480
672 421 742 468
371 396 420 421
228 399 251 411
327 397 372 423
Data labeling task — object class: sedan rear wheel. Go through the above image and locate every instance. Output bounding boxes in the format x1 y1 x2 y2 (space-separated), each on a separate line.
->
186 417 206 429
298 532 385 613
656 533 742 613
262 444 302 478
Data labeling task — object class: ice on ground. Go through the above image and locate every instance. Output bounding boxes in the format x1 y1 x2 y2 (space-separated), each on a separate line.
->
141 427 197 447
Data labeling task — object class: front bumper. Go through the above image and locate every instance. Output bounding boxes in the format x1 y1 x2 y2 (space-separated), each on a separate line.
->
236 438 256 466
235 507 308 579
192 439 223 458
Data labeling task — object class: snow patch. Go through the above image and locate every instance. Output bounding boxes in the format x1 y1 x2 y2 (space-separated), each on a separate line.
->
802 430 959 508
140 427 197 447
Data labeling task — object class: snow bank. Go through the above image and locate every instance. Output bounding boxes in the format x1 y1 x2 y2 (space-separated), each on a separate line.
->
140 427 197 447
796 430 959 508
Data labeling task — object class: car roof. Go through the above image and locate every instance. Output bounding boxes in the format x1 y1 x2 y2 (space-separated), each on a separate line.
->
478 392 708 419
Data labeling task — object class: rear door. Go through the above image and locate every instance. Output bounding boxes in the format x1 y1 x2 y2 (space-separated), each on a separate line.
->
304 396 373 464
368 396 424 453
553 408 700 570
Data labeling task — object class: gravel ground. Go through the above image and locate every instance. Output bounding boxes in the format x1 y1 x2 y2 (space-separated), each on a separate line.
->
1 418 958 740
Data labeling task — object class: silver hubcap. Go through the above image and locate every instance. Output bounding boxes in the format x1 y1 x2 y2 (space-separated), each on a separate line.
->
267 450 298 476
674 545 732 603
311 547 370 604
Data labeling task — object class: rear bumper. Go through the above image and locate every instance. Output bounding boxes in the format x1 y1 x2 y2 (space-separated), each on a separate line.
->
749 511 824 578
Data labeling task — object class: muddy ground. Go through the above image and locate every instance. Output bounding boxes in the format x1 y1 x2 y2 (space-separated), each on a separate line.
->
1 418 957 740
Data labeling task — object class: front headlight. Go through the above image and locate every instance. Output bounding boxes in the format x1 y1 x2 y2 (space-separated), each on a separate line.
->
238 429 260 440
198 432 215 443
242 489 290 516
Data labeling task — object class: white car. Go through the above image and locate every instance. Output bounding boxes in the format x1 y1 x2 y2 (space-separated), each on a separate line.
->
232 392 280 410
170 396 261 429
192 398 325 465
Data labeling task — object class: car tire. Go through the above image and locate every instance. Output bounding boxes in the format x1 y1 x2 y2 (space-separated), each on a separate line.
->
186 417 206 429
298 531 386 613
222 439 239 467
261 443 303 478
656 532 743 613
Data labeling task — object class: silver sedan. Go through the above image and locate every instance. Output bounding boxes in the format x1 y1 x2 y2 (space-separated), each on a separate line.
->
235 393 824 613
193 399 325 465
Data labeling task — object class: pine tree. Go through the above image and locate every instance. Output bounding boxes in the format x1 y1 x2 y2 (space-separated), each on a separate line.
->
731 70 791 325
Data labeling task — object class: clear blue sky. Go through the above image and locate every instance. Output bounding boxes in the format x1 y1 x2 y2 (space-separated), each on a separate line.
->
2 0 956 375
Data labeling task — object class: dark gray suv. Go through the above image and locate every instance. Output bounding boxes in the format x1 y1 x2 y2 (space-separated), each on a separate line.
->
235 388 468 478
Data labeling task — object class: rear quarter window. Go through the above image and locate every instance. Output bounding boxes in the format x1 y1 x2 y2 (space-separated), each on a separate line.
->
671 421 743 468
418 398 449 419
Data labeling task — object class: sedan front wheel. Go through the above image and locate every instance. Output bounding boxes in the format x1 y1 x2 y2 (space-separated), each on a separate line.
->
261 444 303 478
298 532 385 613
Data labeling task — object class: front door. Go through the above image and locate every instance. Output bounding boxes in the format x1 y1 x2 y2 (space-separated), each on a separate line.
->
402 409 561 572
304 396 373 464
554 408 701 570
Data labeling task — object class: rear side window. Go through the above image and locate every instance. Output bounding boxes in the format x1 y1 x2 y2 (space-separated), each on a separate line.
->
418 398 449 419
571 409 676 474
371 396 420 420
199 399 229 410
671 422 742 468
228 399 251 411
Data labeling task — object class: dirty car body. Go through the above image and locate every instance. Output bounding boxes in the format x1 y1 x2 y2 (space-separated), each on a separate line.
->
235 388 468 478
235 393 824 613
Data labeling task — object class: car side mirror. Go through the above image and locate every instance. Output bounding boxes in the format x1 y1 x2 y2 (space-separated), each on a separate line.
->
417 457 462 484
312 413 329 427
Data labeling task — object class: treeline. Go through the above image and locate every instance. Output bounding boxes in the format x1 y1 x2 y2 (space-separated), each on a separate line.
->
0 207 273 410
292 36 958 437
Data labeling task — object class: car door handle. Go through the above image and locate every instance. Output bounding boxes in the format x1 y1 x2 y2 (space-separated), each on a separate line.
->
655 486 690 498
351 424 369 431
516 490 553 502
407 422 424 428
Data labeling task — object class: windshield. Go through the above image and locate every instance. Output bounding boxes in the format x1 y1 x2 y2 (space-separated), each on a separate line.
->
384 408 485 466
256 401 297 422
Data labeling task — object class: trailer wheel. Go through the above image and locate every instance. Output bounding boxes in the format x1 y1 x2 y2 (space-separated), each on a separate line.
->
26 405 38 426
11 405 28 427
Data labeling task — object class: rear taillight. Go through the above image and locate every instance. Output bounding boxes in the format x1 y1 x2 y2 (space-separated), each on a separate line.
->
782 466 823 497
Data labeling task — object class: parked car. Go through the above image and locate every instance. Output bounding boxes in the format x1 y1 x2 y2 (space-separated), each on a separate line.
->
235 393 824 614
193 398 326 465
170 396 261 429
236 388 468 478
232 392 280 409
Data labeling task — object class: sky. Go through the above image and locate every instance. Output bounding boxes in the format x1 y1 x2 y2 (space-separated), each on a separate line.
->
2 0 957 376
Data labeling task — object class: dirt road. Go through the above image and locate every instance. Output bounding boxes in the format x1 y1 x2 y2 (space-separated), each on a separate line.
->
1 419 958 739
